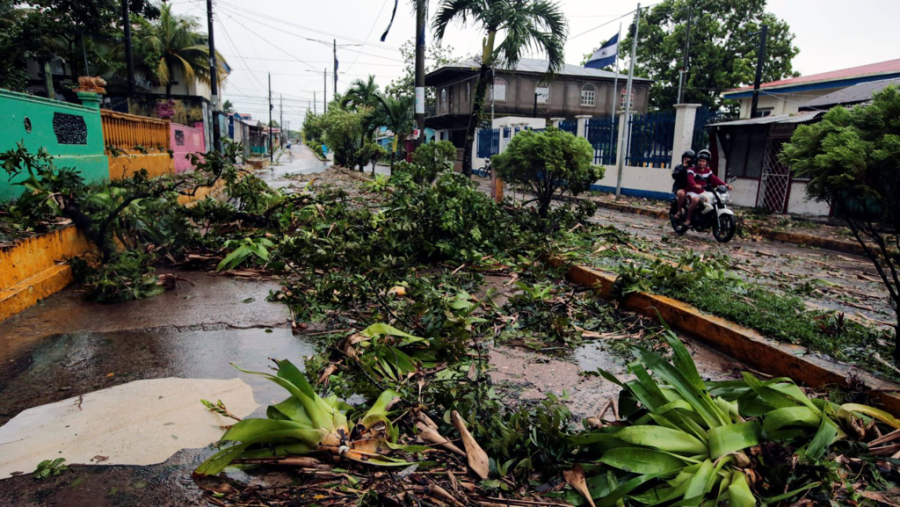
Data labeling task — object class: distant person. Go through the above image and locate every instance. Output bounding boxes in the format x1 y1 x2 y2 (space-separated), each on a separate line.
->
670 149 695 218
685 149 731 226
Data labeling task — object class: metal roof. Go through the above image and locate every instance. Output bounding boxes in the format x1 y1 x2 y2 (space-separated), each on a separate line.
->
426 57 652 84
723 58 900 96
799 77 900 109
707 111 824 127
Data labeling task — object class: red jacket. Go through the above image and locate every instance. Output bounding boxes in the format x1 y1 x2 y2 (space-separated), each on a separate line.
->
686 167 725 194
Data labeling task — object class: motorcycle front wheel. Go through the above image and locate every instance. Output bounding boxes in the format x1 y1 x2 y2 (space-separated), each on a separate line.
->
713 214 736 243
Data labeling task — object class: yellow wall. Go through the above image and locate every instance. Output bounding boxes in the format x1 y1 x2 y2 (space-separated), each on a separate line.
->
108 151 174 180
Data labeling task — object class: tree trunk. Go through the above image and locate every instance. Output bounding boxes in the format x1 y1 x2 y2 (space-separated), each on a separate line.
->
462 64 490 178
895 306 900 365
166 82 173 98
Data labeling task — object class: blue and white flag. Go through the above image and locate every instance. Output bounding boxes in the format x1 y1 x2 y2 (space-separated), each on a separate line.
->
585 33 619 69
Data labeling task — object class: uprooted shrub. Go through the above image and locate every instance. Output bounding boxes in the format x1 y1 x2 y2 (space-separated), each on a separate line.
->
393 140 457 185
564 330 900 506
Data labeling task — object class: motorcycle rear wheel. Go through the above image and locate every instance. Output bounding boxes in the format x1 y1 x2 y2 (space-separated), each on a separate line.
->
713 214 736 243
670 213 689 235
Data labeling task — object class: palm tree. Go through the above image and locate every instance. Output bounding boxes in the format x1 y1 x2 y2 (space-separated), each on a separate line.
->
432 0 567 177
341 75 380 110
141 3 228 98
367 92 415 173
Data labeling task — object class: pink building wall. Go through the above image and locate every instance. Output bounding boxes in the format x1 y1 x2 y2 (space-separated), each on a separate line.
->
170 122 206 174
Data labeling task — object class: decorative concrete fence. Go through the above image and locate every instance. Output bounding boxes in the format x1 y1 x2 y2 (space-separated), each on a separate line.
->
0 89 109 202
101 109 173 180
170 122 206 174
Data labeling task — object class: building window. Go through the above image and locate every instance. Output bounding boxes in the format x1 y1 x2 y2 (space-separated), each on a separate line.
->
536 86 550 104
752 107 773 118
441 88 448 113
581 84 597 106
490 78 507 102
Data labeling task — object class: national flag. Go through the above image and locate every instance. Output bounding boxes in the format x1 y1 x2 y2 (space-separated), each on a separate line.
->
585 33 618 69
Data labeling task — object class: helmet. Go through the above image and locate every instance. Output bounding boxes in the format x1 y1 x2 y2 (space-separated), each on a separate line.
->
697 149 712 162
681 149 696 162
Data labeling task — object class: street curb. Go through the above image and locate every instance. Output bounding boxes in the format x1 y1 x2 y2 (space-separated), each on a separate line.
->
587 197 865 256
545 256 900 416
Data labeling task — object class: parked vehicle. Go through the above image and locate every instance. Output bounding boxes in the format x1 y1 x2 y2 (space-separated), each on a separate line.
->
670 179 737 242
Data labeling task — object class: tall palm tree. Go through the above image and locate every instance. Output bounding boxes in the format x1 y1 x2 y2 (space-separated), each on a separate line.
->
142 3 228 97
367 92 415 173
432 0 567 177
341 75 380 110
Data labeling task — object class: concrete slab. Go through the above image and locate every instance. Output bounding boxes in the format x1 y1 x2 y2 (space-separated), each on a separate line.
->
0 377 258 479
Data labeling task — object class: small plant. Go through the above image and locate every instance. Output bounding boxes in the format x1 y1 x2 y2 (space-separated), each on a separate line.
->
217 237 276 272
33 458 68 480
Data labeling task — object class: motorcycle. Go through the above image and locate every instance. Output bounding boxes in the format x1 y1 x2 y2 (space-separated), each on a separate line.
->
670 178 737 243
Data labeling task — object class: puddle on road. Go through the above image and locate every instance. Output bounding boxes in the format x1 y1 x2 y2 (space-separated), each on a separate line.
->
0 328 316 427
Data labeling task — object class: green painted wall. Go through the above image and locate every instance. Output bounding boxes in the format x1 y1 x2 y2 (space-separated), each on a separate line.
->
0 89 109 202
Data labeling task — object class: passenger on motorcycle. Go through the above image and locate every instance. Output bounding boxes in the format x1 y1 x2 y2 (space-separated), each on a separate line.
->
670 149 695 218
684 150 731 227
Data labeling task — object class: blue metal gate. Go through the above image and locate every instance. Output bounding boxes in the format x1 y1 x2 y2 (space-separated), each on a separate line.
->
558 120 577 135
585 117 618 165
692 107 727 152
476 128 500 158
626 110 676 168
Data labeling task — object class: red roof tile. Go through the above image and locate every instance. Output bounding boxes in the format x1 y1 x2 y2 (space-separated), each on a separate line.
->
725 58 900 93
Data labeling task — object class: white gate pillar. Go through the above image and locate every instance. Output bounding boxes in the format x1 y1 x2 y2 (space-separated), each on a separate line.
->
575 115 591 139
671 104 700 168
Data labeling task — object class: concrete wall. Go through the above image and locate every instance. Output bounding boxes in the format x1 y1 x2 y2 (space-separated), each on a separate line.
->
733 86 842 118
728 177 831 216
590 165 674 200
0 89 109 202
171 122 206 174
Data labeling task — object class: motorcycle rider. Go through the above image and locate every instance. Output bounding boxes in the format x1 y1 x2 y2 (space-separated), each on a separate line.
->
670 149 695 218
684 149 732 227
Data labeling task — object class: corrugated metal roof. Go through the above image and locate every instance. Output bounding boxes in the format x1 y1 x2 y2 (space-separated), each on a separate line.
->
724 58 900 95
707 111 823 127
431 57 652 82
799 77 900 109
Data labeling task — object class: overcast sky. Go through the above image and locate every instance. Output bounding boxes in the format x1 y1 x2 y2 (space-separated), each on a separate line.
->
168 0 900 130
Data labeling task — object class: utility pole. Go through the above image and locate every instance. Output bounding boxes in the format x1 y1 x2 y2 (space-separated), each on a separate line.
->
615 3 641 200
206 0 220 151
414 0 426 147
676 5 692 104
333 40 339 104
533 92 538 118
323 68 327 114
280 94 284 146
268 72 273 163
313 93 317 115
121 0 135 97
750 24 768 119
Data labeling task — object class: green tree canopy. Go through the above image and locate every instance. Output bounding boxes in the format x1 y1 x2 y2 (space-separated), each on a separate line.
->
780 86 900 359
593 0 799 111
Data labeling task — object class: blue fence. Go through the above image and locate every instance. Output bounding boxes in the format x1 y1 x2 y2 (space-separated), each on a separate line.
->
586 117 619 165
476 128 500 158
624 110 676 168
558 120 577 135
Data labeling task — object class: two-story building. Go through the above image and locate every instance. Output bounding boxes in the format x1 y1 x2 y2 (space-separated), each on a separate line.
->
424 58 652 147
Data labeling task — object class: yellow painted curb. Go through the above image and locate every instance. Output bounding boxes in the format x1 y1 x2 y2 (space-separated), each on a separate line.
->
545 257 900 416
0 227 96 322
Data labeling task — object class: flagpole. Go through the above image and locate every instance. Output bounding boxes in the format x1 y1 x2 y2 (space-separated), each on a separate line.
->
609 21 622 164
615 3 640 200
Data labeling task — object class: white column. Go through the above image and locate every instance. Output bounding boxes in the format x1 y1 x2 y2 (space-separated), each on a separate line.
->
670 103 700 169
550 117 565 128
575 115 591 139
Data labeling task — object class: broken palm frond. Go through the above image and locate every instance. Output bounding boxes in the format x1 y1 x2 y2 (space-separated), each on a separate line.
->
195 359 407 476
565 329 900 506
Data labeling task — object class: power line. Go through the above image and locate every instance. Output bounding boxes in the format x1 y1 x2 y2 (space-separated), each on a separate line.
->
216 9 323 72
216 0 401 52
216 17 267 93
219 54 403 67
569 4 660 41
345 0 390 75
216 3 404 63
